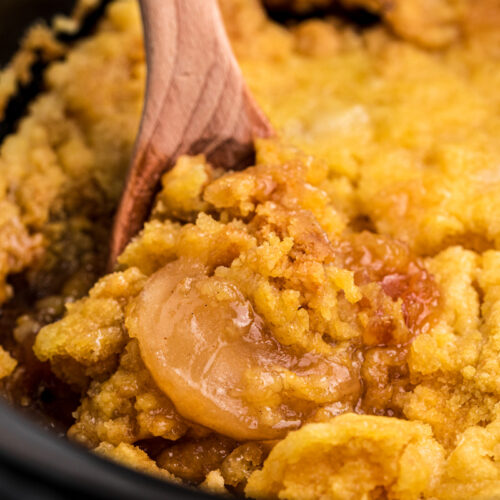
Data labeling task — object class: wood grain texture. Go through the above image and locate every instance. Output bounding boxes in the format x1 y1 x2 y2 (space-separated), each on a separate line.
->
109 0 274 265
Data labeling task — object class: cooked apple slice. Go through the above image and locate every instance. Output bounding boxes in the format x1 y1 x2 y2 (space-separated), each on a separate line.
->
127 258 358 440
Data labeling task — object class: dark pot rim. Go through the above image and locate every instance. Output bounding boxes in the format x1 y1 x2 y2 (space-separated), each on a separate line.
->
0 399 215 499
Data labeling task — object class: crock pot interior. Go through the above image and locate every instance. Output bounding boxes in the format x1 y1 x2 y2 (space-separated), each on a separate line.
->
0 0 76 65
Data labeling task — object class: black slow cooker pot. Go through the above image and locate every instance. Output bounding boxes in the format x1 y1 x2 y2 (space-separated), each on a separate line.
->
0 2 214 498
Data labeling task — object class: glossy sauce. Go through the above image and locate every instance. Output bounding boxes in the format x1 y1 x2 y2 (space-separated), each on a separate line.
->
334 231 441 414
335 231 441 339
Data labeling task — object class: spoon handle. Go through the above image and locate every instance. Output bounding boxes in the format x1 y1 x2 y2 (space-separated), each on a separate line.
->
110 0 273 264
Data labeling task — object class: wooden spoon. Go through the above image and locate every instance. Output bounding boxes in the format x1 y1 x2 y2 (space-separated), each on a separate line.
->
109 0 274 265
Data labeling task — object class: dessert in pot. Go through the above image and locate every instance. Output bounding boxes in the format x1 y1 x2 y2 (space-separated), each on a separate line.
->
0 1 499 498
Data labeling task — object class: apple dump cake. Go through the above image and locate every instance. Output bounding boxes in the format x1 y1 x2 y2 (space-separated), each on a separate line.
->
0 0 500 498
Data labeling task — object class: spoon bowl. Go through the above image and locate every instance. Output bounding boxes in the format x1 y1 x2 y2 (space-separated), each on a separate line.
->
110 0 274 265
